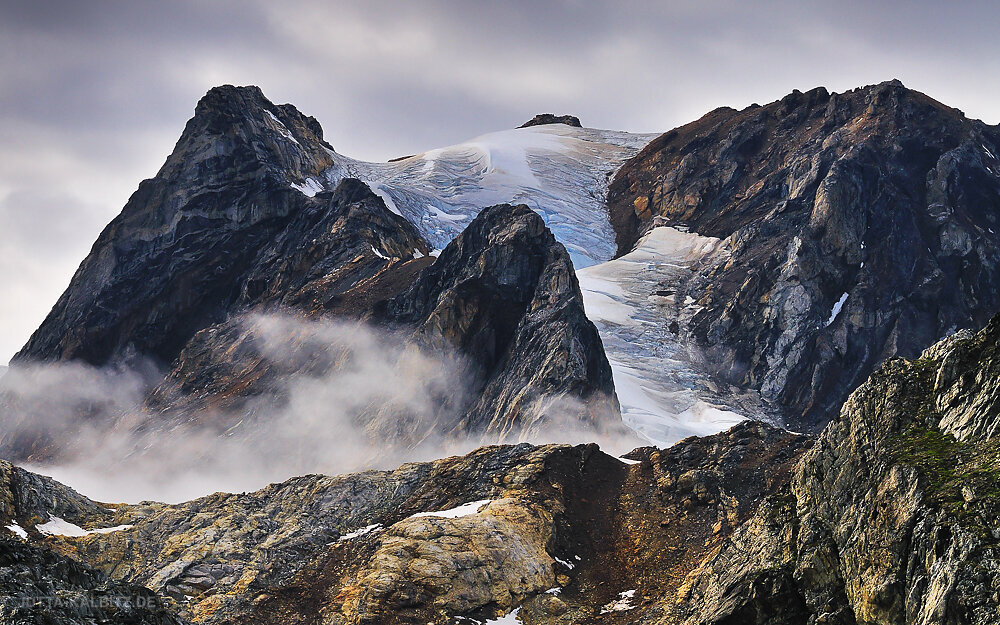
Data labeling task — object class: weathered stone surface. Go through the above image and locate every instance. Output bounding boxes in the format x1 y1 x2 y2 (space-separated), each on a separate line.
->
5 421 808 624
608 80 1000 430
670 314 1000 625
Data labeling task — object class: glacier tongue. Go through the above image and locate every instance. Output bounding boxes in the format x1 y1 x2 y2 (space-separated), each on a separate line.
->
314 124 657 268
577 227 766 446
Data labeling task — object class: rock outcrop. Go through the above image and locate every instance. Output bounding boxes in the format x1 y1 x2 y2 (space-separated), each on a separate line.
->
671 315 1000 625
376 203 620 441
8 422 807 625
0 461 184 624
518 114 582 128
8 312 1000 623
608 79 1000 429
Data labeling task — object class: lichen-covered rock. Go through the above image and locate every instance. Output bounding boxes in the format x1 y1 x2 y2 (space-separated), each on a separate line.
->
668 315 1000 625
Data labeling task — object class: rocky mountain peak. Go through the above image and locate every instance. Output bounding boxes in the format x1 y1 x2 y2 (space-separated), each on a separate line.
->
607 79 1000 431
518 113 582 128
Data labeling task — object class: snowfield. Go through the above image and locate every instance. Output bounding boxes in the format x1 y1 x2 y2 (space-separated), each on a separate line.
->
295 124 657 268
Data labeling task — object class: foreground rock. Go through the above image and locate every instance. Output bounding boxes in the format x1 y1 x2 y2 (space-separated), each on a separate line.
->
2 422 806 624
672 315 1000 624
7 307 1000 623
608 79 1000 430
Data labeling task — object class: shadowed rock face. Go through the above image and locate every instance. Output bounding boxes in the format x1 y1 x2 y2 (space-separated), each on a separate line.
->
518 114 582 128
376 203 620 440
14 85 342 368
608 79 1000 429
144 203 622 448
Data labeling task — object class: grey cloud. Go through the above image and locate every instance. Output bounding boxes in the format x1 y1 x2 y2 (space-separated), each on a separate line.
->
2 0 1000 363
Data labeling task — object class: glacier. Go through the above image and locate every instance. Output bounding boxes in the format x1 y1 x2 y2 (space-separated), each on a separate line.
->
301 123 658 268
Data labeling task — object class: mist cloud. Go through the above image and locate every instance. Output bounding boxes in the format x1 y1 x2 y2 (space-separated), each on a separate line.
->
1 313 633 503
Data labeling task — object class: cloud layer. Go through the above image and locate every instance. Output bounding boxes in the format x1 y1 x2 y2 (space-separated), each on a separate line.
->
3 0 1000 363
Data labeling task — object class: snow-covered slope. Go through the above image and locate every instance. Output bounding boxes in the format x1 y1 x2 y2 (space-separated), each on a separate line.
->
300 124 657 268
577 227 772 446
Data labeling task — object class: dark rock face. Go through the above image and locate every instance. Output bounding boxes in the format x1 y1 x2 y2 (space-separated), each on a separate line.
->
14 85 342 368
518 113 582 128
608 79 1000 429
377 204 620 440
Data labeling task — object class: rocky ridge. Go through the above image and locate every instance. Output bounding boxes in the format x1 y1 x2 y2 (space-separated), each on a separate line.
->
519 114 583 129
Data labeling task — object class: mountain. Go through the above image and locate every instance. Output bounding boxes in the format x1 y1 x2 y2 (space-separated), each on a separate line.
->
607 79 1000 430
3 86 622 463
6 311 1000 623
15 85 342 367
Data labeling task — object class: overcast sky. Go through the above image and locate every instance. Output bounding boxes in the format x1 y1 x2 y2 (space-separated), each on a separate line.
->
2 0 999 365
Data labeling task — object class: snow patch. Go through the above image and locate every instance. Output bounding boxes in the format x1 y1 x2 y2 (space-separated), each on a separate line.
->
482 607 521 624
35 516 133 537
410 499 492 519
370 245 389 260
264 110 300 145
618 456 642 465
826 292 849 327
371 185 402 216
338 523 383 541
554 556 575 570
601 589 637 613
290 177 324 197
5 522 27 539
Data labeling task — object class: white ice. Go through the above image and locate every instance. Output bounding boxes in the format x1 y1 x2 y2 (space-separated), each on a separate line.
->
826 292 849 327
577 227 749 447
